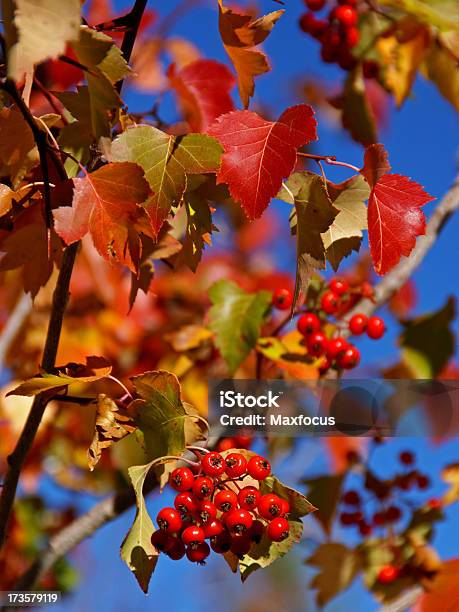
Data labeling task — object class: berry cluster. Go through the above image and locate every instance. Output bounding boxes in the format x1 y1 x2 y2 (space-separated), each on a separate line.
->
152 452 291 564
272 277 386 374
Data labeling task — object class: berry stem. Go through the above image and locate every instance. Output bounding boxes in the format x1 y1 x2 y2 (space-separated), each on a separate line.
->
186 445 211 455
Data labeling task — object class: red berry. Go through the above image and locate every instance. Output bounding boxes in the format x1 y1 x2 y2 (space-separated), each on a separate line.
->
198 500 217 524
307 331 328 357
201 451 225 477
238 486 261 511
203 519 224 538
344 26 360 48
170 467 195 492
186 541 210 563
230 534 252 556
299 13 327 38
174 492 199 517
157 507 182 534
327 337 348 360
249 520 265 543
321 290 340 315
359 522 372 537
367 316 385 339
321 42 339 63
337 345 360 369
247 456 271 480
377 565 399 584
427 498 442 510
339 50 358 71
258 494 283 520
297 312 321 336
166 538 186 560
224 509 253 534
333 5 358 27
338 0 357 5
319 356 332 375
373 511 386 526
192 476 214 500
267 517 290 542
216 437 236 452
339 512 354 526
342 490 361 506
225 453 247 478
234 434 252 449
279 498 290 517
272 288 293 310
304 0 326 11
399 450 414 465
210 530 232 553
151 530 175 553
386 506 402 522
181 525 205 547
329 278 349 296
362 59 379 79
349 313 368 335
214 489 238 513
417 474 430 489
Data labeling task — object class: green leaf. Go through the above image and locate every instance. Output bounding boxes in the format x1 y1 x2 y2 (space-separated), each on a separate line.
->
208 280 271 375
120 463 158 593
112 126 222 235
339 68 378 146
302 473 345 535
380 0 459 31
307 543 362 607
55 87 93 177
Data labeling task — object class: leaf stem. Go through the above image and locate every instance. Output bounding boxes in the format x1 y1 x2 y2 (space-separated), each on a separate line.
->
297 152 360 173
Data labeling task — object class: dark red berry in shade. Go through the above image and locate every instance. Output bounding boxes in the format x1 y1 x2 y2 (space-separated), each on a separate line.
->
198 500 217 524
349 313 368 335
399 450 414 465
157 508 182 534
230 534 252 556
249 520 265 543
174 492 199 517
373 511 386 526
339 512 354 526
234 434 252 449
338 0 357 5
359 522 372 537
297 312 321 336
307 331 328 357
329 278 349 296
299 12 315 34
427 498 442 510
214 489 238 513
151 530 174 553
210 530 232 553
321 290 341 314
225 453 248 478
247 456 271 480
166 538 186 560
258 494 283 520
310 17 328 39
181 525 205 547
169 467 195 492
225 509 253 534
186 542 210 563
333 5 358 27
192 476 214 500
327 337 348 360
201 451 225 477
339 51 358 71
238 486 261 511
367 316 385 339
377 565 399 584
267 517 290 542
386 506 402 522
337 345 360 369
362 59 379 79
342 490 361 506
321 42 339 63
417 474 430 489
272 288 293 310
344 26 359 48
203 519 224 538
305 0 326 11
216 437 236 452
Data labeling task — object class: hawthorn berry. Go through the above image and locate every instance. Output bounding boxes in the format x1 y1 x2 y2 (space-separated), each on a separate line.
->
399 450 414 465
224 509 253 534
234 434 252 449
267 517 290 542
169 467 195 492
427 498 442 510
377 565 399 584
279 498 290 517
340 512 354 526
249 520 265 543
300 13 327 38
167 538 186 560
203 519 224 538
216 437 236 452
367 316 385 339
181 525 205 547
344 26 359 48
174 492 199 517
362 59 379 79
373 511 386 526
329 278 349 296
258 494 283 520
214 489 238 513
333 5 358 27
238 486 261 511
186 542 210 563
385 506 402 522
272 288 293 310
151 530 175 553
157 508 182 534
359 522 372 537
225 453 248 478
198 500 217 524
342 490 361 506
230 534 252 556
201 451 225 477
349 313 368 335
321 290 340 315
337 345 360 369
338 0 357 5
192 476 214 500
210 530 232 553
247 456 271 480
297 312 321 336
417 474 430 489
304 0 326 11
327 337 348 360
307 331 328 357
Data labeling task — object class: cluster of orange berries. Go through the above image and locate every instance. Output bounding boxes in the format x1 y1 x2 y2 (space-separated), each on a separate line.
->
272 277 386 373
152 451 291 564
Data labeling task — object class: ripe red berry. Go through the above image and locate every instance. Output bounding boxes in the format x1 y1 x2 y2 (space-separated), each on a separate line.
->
247 455 271 480
234 434 252 449
214 489 238 513
151 530 175 553
339 512 354 526
362 59 379 79
417 474 430 489
210 530 232 553
169 467 195 492
349 313 368 335
373 511 386 526
267 517 290 542
225 453 247 478
225 509 253 534
279 498 290 517
304 0 326 11
201 451 225 477
203 519 224 538
166 538 186 560
157 507 182 534
230 534 252 556
386 506 402 522
377 565 399 584
299 12 327 38
399 450 414 465
181 525 205 547
216 437 236 452
307 331 328 357
321 290 340 315
427 498 442 510
367 316 385 339
327 337 348 360
333 5 358 27
297 312 321 336
359 522 372 537
344 26 359 48
342 490 361 506
192 476 214 500
272 288 293 310
174 492 199 517
238 486 261 511
258 494 283 520
198 500 217 524
339 50 358 71
249 520 265 543
329 278 349 296
186 541 210 563
337 345 360 369
321 42 339 63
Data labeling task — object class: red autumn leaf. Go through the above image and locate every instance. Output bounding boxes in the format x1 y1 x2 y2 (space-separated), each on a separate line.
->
168 59 236 132
361 143 434 275
53 162 153 272
208 104 317 219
